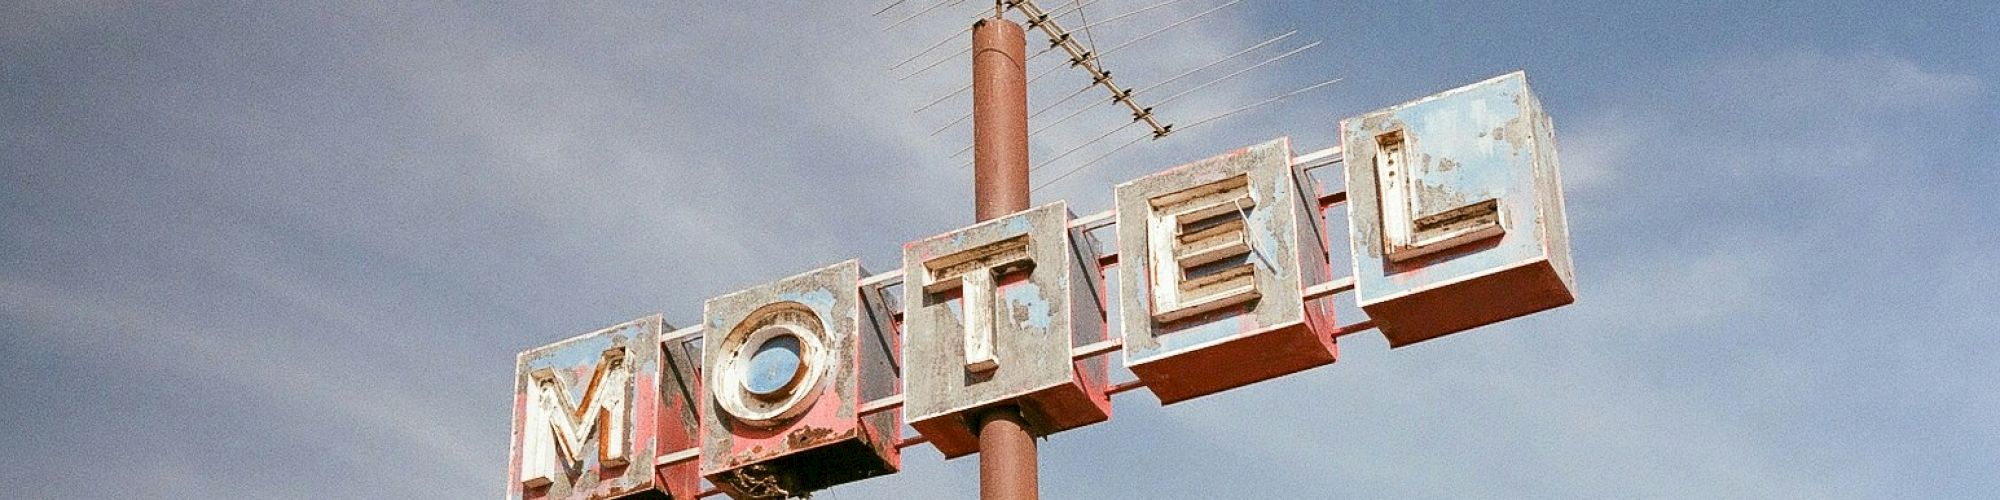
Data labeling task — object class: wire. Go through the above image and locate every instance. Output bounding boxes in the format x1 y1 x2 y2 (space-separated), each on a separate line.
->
1025 0 1239 86
889 25 974 71
1013 31 1297 144
874 0 912 16
1031 133 1148 191
1137 31 1296 95
1027 92 1109 138
1030 77 1345 193
1031 121 1137 173
1072 0 1099 56
899 46 971 81
900 0 1101 81
929 109 975 136
1177 77 1343 130
1067 0 1191 34
1157 41 1320 106
1030 82 1101 120
885 0 968 32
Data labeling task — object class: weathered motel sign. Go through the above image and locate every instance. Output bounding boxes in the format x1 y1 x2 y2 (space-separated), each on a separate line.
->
507 71 1577 499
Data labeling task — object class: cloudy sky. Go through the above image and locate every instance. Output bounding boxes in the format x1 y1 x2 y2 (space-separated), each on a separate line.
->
3 1 1996 498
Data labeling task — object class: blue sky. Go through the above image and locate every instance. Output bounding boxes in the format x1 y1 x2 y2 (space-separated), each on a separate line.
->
3 1 1996 498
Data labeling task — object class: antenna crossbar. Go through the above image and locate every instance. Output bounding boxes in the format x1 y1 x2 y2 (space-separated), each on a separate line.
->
1009 0 1172 138
1021 0 1241 87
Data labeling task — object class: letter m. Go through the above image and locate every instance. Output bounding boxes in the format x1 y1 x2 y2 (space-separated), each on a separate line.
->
521 347 631 489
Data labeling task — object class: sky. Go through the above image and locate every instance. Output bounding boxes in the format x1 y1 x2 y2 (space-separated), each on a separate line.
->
2 1 1997 498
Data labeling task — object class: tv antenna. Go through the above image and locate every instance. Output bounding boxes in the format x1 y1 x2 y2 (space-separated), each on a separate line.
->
882 0 1341 193
872 1 1341 498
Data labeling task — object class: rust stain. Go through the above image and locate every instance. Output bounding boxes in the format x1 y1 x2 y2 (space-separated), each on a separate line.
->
786 425 837 448
1359 113 1399 131
1503 119 1532 153
1433 157 1462 173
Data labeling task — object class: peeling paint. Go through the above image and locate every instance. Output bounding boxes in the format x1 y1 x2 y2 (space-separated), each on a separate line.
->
901 201 1110 458
698 261 900 498
1112 138 1338 404
1340 71 1577 347
507 316 666 500
1003 282 1052 329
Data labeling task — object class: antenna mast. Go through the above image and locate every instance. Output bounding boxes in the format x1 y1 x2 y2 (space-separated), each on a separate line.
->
970 7 1040 498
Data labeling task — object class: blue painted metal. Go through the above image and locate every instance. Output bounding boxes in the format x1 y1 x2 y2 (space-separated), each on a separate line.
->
699 260 902 498
1111 138 1339 405
508 316 686 499
1342 71 1577 347
900 201 1111 458
745 335 804 396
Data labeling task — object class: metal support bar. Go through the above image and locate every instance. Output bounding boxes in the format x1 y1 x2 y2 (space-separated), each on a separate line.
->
859 394 905 416
977 408 1038 499
656 448 700 467
1302 276 1355 301
1107 379 1150 396
1333 319 1377 339
1071 338 1122 359
897 433 933 450
1069 208 1116 232
1319 190 1347 210
974 17 1033 222
1293 146 1341 168
860 268 907 289
662 324 703 344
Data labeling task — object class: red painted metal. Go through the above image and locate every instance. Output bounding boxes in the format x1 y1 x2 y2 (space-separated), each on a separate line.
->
697 262 901 499
977 408 1039 500
972 15 1038 500
1112 139 1340 405
972 17 1030 223
652 159 1378 498
654 331 705 500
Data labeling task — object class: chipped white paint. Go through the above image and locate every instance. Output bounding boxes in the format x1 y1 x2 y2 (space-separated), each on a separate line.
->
1144 174 1262 322
921 235 1033 373
1342 71 1576 347
960 270 999 372
1373 129 1504 262
521 347 630 489
709 303 832 427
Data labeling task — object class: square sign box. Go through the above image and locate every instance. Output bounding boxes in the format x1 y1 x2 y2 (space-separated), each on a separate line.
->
1113 138 1339 405
902 200 1111 458
699 261 901 498
510 315 699 500
1342 71 1577 348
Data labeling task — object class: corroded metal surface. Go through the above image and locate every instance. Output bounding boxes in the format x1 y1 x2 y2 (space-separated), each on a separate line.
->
973 17 1043 498
698 261 900 498
975 408 1038 500
1342 71 1576 347
1112 138 1339 404
972 17 1030 223
653 331 704 500
901 201 1111 458
503 55 1591 498
508 316 669 500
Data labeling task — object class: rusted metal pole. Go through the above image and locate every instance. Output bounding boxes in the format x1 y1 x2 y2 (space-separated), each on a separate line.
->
976 407 1038 499
972 16 1030 222
971 15 1039 500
